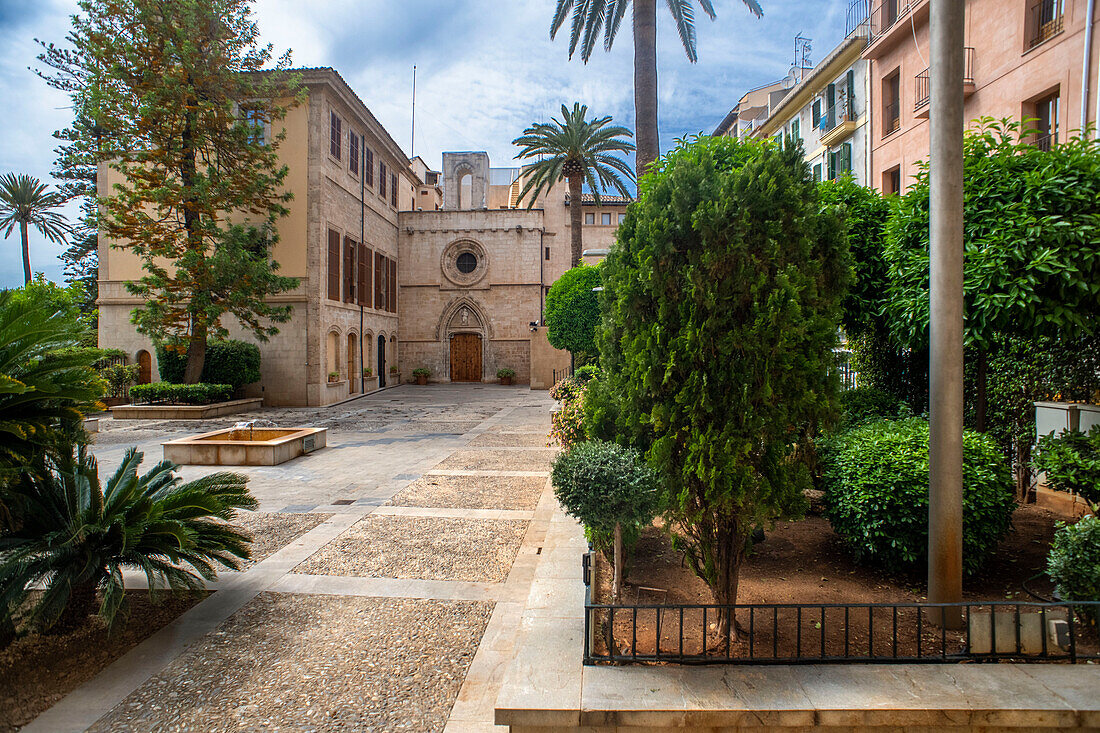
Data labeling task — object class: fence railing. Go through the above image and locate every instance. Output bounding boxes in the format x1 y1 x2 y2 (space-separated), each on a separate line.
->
1029 0 1064 48
914 48 975 112
583 555 1100 665
1036 132 1057 152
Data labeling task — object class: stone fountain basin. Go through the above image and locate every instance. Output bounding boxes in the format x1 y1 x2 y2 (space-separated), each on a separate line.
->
163 427 327 466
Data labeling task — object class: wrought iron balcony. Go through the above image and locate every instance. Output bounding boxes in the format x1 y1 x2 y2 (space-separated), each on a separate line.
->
1035 132 1057 151
914 47 976 117
1029 0 1065 49
818 103 859 147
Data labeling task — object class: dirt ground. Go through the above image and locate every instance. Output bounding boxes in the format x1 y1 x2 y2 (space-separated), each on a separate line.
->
592 505 1098 661
0 591 205 732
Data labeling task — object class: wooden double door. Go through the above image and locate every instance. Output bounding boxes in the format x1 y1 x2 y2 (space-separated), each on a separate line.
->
450 333 482 382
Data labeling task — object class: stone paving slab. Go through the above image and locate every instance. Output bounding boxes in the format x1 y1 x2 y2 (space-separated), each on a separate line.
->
87 593 494 733
468 431 551 448
233 511 332 567
293 514 530 583
388 474 547 511
434 448 558 472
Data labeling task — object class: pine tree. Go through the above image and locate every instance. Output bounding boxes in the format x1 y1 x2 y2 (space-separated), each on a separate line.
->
37 0 302 382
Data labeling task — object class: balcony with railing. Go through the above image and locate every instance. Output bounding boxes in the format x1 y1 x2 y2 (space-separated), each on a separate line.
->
914 47 975 118
1035 132 1058 151
818 101 859 147
1029 0 1065 49
863 0 928 58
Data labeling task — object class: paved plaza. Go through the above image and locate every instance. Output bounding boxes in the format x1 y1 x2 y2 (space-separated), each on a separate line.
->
25 385 558 732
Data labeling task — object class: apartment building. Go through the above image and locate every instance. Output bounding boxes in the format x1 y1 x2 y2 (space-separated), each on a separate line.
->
863 0 1099 193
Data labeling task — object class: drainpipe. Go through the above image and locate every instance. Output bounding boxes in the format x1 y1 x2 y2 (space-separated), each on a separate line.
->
359 141 366 395
1085 0 1097 134
539 228 545 323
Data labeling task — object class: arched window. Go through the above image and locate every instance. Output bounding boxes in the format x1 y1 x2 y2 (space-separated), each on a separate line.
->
327 331 340 380
459 171 472 209
347 333 358 392
136 350 152 384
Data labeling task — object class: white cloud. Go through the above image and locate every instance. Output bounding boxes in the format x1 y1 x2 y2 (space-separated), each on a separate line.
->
0 0 850 288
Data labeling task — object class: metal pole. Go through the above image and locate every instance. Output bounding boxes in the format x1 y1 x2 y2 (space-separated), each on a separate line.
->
928 0 965 629
411 65 417 158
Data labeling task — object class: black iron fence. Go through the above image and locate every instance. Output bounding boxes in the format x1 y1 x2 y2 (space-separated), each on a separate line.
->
914 48 975 112
1029 0 1064 48
583 555 1100 665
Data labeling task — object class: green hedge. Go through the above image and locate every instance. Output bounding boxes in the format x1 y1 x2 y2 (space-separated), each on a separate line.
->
822 418 1015 575
128 382 234 405
1033 425 1100 504
1047 515 1100 620
155 341 261 388
838 386 909 429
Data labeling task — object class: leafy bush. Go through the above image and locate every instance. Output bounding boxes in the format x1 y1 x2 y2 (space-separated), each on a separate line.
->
545 265 602 359
156 340 261 388
1034 426 1100 504
1046 515 1100 619
549 375 582 403
497 368 516 379
822 418 1015 575
573 364 600 384
0 445 255 631
839 386 908 429
101 364 139 398
128 382 233 405
550 390 586 450
551 440 661 599
412 367 431 378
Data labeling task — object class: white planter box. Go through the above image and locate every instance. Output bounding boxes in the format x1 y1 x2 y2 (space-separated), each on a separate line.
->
1035 401 1086 440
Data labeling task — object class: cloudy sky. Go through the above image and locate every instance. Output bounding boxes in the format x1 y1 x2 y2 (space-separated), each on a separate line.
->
0 0 847 288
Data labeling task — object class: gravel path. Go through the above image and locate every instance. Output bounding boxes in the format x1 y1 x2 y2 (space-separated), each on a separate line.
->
294 515 528 583
387 475 546 511
467 431 550 448
433 448 557 472
87 593 493 733
232 512 332 567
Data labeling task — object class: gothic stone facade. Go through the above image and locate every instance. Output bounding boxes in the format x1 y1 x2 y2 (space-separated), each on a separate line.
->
96 67 627 406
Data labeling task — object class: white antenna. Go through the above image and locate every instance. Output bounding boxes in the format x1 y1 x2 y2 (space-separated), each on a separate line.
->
410 65 417 158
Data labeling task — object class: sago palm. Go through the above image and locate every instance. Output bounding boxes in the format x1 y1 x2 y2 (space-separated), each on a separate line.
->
0 173 71 285
0 445 257 633
513 103 635 267
550 0 763 175
0 289 104 482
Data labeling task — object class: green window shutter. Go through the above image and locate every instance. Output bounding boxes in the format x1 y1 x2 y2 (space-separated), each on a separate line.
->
812 100 821 127
846 69 856 118
827 151 837 181
792 117 800 141
841 142 852 173
813 163 822 183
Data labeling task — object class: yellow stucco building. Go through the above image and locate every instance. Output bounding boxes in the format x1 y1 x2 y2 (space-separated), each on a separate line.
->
97 68 626 405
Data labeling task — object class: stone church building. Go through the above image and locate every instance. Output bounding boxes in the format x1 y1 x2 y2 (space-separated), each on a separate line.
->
96 68 627 406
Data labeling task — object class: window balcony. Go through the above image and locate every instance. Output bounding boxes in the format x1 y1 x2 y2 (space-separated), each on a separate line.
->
914 47 975 118
1029 0 1065 49
819 104 859 147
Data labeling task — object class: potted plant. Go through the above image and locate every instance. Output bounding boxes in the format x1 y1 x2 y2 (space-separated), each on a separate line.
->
327 371 340 383
362 367 372 378
497 367 516 386
412 367 430 385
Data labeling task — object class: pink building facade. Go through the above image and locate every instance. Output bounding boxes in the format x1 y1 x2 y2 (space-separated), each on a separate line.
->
864 0 1100 193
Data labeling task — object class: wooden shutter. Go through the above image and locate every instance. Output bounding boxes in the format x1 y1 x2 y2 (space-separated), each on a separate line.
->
357 243 369 305
375 251 384 309
330 112 341 160
812 100 821 127
390 174 398 207
364 147 374 187
846 69 856 119
343 237 356 302
827 151 837 181
349 133 359 174
379 162 387 199
327 230 340 300
841 142 852 174
389 259 397 312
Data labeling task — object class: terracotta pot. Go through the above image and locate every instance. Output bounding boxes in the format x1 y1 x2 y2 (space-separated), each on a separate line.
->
501 376 512 385
416 374 427 385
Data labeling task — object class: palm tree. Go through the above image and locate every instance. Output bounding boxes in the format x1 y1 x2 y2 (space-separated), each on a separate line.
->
513 103 635 267
0 173 71 285
0 445 256 633
550 0 763 176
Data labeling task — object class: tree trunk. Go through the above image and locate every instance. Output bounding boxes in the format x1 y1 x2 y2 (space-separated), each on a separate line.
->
52 581 98 635
183 319 207 384
20 221 31 284
710 520 745 644
612 522 623 604
633 0 659 177
568 173 583 268
1015 439 1032 502
975 348 987 433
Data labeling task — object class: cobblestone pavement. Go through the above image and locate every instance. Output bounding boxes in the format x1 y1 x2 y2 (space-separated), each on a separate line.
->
25 385 558 733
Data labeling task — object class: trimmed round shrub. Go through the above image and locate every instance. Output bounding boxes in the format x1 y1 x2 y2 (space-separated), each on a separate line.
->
822 418 1016 575
551 440 661 541
573 364 600 385
838 386 908 429
156 340 261 388
1034 425 1100 504
1046 515 1100 619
